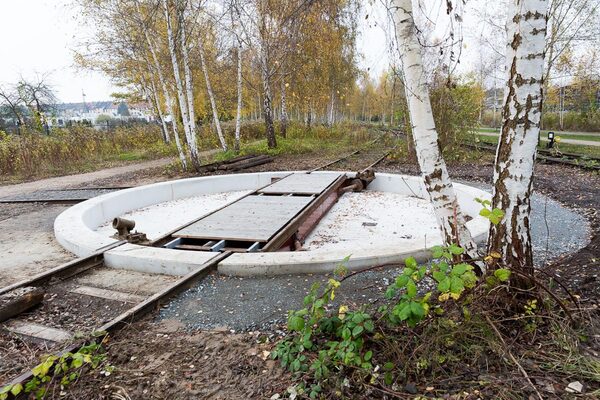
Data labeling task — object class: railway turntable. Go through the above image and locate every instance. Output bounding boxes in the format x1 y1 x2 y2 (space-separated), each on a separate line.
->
155 171 373 253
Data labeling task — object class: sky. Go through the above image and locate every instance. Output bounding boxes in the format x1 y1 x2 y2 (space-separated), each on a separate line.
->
0 0 115 103
0 0 485 103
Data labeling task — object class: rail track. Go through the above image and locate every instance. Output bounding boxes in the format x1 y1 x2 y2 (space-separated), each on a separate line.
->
464 141 600 171
0 147 395 391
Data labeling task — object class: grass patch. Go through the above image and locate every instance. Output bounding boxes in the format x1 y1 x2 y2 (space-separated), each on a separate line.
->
207 122 378 163
0 125 176 184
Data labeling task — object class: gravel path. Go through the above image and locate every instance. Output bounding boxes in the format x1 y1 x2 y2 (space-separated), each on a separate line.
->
0 158 175 198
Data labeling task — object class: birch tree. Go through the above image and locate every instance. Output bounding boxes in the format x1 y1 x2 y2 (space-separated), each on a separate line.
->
133 0 188 169
391 0 479 259
177 1 202 170
198 37 228 151
488 0 549 287
163 0 202 170
234 29 243 151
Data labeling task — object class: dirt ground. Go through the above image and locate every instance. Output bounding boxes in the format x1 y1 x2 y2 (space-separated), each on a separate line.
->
0 145 598 399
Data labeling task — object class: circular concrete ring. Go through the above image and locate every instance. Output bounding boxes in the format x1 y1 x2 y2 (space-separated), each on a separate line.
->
54 172 491 276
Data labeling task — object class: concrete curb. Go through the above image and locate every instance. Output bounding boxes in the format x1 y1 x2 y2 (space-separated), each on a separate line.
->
54 172 491 276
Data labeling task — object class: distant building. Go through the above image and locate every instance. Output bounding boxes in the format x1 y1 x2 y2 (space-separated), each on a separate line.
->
48 101 155 127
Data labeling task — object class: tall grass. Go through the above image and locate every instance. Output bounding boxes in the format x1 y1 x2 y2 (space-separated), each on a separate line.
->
0 125 175 182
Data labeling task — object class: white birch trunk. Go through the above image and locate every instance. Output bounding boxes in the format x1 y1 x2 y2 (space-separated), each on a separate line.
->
260 44 277 148
146 41 187 169
488 0 548 281
148 76 170 143
328 89 335 126
163 0 196 170
234 38 243 152
392 0 479 258
134 1 189 169
198 38 228 151
178 5 202 169
280 78 288 137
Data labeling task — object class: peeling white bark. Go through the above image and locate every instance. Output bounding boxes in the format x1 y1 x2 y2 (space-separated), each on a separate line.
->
178 5 201 169
134 1 188 169
234 38 243 152
392 0 479 258
280 78 288 137
163 0 197 170
488 0 548 277
146 40 187 169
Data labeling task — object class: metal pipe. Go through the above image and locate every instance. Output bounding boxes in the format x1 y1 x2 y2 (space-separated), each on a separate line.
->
113 217 135 237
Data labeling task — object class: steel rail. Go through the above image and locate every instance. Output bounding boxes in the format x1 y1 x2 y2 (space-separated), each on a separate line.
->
0 241 126 296
308 133 387 173
463 142 600 171
3 251 232 389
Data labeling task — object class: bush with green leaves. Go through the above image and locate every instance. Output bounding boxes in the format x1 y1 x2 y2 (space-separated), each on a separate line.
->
271 204 513 397
0 339 111 400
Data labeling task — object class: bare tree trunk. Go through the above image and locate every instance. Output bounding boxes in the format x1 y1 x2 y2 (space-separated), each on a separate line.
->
260 43 276 148
488 0 549 287
390 75 396 126
234 38 243 152
280 78 288 138
163 0 197 170
392 0 478 258
328 89 335 126
198 38 228 151
178 4 202 170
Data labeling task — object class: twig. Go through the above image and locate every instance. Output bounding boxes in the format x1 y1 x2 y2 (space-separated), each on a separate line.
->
484 315 544 400
367 384 412 399
533 266 580 310
510 269 574 323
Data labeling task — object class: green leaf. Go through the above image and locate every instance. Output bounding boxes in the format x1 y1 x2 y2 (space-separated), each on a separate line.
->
479 208 491 217
10 384 22 396
363 320 374 332
352 325 364 337
437 277 451 292
406 279 417 298
410 302 425 317
341 327 351 340
364 351 373 361
352 313 365 324
494 268 511 282
448 244 464 255
404 256 417 269
397 303 411 321
384 371 393 385
395 274 409 288
431 246 444 258
432 271 446 282
451 263 469 276
288 316 305 332
450 276 464 294
385 286 397 299
383 362 395 371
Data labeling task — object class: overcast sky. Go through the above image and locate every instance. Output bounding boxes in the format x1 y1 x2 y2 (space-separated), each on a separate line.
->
0 1 486 103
